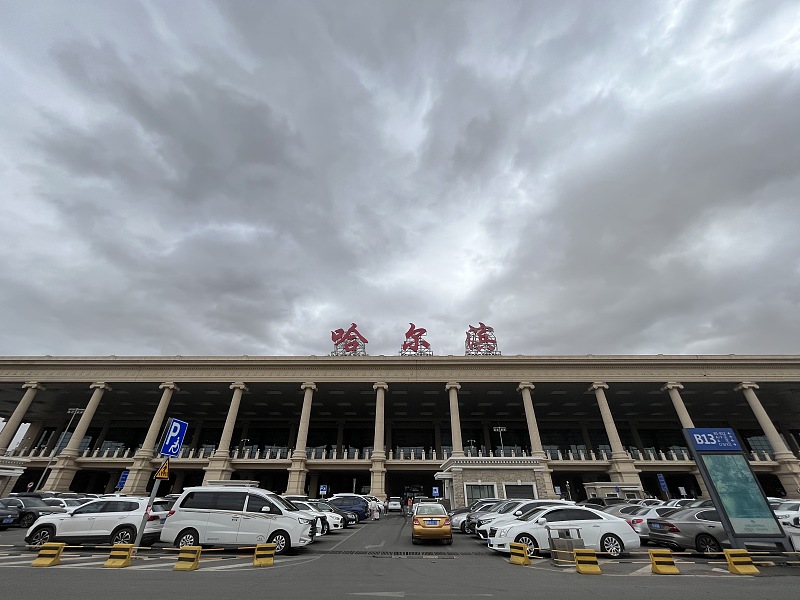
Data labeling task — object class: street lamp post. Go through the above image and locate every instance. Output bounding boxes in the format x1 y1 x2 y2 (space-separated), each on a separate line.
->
493 426 506 457
466 439 476 456
35 407 85 491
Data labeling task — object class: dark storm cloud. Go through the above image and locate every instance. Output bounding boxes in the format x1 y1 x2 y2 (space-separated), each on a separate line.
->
0 0 798 357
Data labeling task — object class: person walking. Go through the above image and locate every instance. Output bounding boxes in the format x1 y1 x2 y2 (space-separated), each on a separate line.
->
369 498 379 520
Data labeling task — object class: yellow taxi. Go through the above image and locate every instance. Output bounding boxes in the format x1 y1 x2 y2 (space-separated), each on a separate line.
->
412 502 452 545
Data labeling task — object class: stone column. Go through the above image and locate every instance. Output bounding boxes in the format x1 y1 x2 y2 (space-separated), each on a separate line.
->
44 382 111 491
286 382 316 494
0 382 45 455
369 382 388 499
518 382 545 459
736 382 800 492
661 382 695 429
203 382 248 484
518 382 556 497
122 382 180 494
589 382 642 488
446 382 464 457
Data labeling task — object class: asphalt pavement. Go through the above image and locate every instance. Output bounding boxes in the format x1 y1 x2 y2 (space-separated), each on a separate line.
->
1 511 798 600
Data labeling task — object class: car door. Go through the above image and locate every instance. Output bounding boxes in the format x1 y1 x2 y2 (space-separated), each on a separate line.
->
89 500 137 540
236 494 276 545
59 501 107 539
566 508 606 549
205 492 246 545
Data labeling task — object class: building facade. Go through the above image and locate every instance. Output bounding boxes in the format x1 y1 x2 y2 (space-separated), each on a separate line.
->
1 354 799 506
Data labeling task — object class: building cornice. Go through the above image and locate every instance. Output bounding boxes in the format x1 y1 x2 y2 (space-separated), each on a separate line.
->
1 354 800 384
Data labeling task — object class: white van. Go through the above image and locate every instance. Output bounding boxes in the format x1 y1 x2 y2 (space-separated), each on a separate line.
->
160 485 316 554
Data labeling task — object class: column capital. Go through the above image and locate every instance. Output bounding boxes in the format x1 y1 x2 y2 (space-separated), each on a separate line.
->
230 382 248 392
22 381 45 391
517 382 535 392
373 382 388 391
660 382 684 392
445 382 461 391
300 382 317 392
159 382 180 391
735 382 759 392
90 382 112 392
588 382 608 392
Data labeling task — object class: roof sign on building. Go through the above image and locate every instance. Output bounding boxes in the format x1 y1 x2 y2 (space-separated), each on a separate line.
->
465 322 500 356
331 323 368 356
400 323 433 356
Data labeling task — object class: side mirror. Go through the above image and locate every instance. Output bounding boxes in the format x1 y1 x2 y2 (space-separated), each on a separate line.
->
260 506 271 513
536 517 547 525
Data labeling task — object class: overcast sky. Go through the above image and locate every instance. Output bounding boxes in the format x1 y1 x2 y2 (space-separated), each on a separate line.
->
0 0 798 359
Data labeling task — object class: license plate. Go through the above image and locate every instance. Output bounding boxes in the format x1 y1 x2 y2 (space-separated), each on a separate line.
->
426 520 438 525
2 518 13 524
650 523 660 529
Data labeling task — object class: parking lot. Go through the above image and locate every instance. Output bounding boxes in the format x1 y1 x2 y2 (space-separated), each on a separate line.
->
1 511 798 600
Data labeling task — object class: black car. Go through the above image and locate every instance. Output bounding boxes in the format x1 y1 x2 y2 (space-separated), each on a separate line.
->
0 496 66 528
0 499 21 529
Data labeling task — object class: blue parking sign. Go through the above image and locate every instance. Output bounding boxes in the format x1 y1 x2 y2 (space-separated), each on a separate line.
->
160 418 188 457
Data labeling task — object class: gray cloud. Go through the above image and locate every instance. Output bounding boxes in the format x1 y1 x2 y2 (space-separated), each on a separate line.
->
0 0 798 357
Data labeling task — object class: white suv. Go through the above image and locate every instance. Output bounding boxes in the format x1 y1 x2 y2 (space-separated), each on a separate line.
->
25 497 168 547
161 486 316 555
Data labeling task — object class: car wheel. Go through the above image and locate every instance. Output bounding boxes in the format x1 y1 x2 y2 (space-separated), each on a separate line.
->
514 533 539 558
19 513 36 528
321 520 329 535
695 534 721 555
600 534 624 557
29 526 55 548
268 530 291 555
111 526 136 546
175 528 199 548
460 521 468 534
411 537 419 545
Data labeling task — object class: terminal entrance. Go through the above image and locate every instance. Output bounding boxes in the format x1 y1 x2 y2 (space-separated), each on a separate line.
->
385 471 439 501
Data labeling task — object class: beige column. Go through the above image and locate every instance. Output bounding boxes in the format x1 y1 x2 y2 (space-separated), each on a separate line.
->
137 382 180 457
589 382 626 459
61 382 111 457
215 382 248 458
286 382 316 494
369 382 388 498
123 382 180 494
661 382 695 429
518 382 545 459
0 382 44 455
292 382 316 459
446 382 464 457
736 382 794 461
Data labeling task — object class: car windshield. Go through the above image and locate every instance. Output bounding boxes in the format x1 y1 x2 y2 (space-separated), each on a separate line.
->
777 502 800 512
20 498 49 507
416 504 446 516
498 502 522 514
518 507 549 521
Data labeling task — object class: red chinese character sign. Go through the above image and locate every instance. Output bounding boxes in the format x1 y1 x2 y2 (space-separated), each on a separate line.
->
331 323 368 356
400 323 433 356
465 322 500 355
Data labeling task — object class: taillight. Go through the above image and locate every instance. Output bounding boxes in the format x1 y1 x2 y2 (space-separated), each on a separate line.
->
444 518 451 526
662 522 680 533
167 510 175 517
413 518 421 525
147 514 160 521
631 519 643 524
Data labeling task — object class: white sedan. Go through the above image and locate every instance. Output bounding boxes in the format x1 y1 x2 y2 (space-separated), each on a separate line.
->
487 505 640 558
291 500 343 534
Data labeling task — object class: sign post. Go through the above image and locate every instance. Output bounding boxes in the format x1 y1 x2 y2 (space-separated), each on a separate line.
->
493 426 506 457
319 484 328 498
132 418 188 552
684 427 792 551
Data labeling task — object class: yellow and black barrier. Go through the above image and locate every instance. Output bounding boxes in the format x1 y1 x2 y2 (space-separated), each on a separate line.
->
104 544 135 568
648 548 680 574
573 548 601 574
173 546 202 571
723 549 759 575
508 542 531 566
31 542 66 567
253 543 277 567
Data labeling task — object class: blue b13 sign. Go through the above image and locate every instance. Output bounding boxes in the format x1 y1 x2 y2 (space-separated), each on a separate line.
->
687 428 741 452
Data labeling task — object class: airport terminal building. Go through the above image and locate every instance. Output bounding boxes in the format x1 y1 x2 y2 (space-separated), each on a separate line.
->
1 352 800 506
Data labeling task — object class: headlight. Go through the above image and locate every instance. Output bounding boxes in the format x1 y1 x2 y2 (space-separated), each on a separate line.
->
299 518 313 525
497 527 511 537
